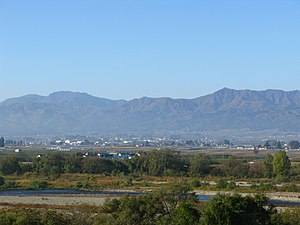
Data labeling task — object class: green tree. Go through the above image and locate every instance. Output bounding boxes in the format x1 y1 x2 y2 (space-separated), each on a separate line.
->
64 152 83 173
221 158 249 178
143 150 186 176
200 194 275 225
264 140 271 149
0 208 73 225
0 176 4 186
164 203 200 225
0 157 21 175
82 158 116 174
264 153 274 178
37 154 65 176
288 140 300 149
273 208 300 225
215 179 228 189
153 184 196 218
272 150 291 181
96 185 199 225
0 137 4 148
223 140 230 145
189 155 211 176
274 141 282 150
29 180 48 190
98 195 164 225
249 161 264 178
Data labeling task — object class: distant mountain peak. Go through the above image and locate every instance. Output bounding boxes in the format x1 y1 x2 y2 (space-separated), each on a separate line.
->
1 88 300 136
212 87 238 95
48 91 91 98
219 87 232 91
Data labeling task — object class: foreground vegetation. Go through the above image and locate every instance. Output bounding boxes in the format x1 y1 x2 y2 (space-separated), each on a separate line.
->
0 186 299 225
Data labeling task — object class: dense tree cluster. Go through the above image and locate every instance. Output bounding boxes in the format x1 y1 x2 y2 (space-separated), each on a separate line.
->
0 150 292 181
127 150 187 176
200 194 275 225
0 150 189 177
0 190 297 225
257 140 300 150
263 151 291 181
288 140 300 150
93 190 300 225
0 137 4 148
96 185 200 225
94 186 283 225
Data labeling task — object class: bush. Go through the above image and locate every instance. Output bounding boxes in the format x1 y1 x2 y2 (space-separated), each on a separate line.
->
191 179 202 188
200 193 275 225
216 179 228 189
250 181 276 192
210 167 224 177
123 177 133 187
274 208 300 225
0 208 81 224
0 176 4 186
278 183 300 192
2 181 20 189
75 181 92 189
29 180 48 190
226 181 236 190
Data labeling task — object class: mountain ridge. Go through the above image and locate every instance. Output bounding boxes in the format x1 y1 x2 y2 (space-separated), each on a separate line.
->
1 88 300 136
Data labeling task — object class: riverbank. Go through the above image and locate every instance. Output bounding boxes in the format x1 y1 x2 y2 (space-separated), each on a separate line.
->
194 190 300 204
0 195 109 207
0 189 299 208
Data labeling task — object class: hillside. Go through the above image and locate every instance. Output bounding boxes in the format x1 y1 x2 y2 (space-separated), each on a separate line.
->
1 88 300 135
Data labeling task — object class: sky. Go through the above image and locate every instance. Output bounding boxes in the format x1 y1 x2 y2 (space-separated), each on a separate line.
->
0 0 299 101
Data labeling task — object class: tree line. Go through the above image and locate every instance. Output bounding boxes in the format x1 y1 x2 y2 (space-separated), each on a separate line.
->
0 150 293 181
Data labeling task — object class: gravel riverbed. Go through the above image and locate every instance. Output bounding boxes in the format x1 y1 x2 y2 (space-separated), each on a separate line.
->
0 195 112 206
0 191 299 207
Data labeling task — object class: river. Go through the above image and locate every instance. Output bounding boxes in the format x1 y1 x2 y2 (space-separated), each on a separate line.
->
0 190 299 207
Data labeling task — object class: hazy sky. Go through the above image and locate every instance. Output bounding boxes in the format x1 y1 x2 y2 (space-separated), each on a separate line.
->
0 0 299 101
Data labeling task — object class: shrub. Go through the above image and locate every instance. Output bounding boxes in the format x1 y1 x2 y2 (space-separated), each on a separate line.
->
29 180 48 190
226 181 236 190
0 176 4 186
216 179 228 189
191 179 202 188
2 181 20 189
200 193 275 225
75 181 92 189
123 177 133 187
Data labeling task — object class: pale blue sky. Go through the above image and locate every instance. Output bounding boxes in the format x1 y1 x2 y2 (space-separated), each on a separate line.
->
0 0 299 101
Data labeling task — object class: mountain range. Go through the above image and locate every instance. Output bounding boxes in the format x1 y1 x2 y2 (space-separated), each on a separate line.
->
1 88 300 136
